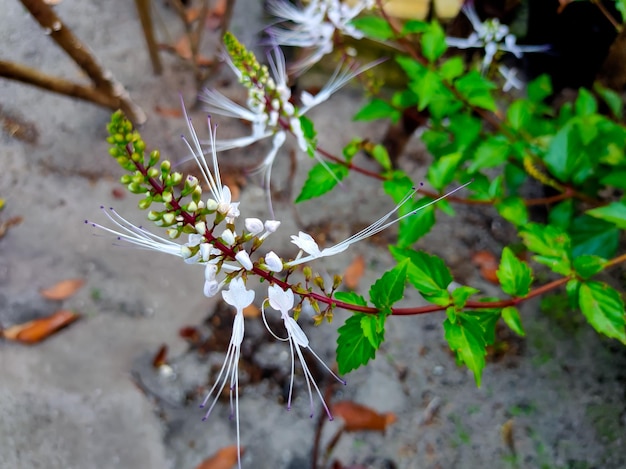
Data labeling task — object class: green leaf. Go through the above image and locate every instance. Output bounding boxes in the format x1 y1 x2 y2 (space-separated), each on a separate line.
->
390 247 452 304
455 71 497 111
353 99 400 122
574 88 597 116
396 55 426 82
428 152 462 191
586 202 626 229
527 74 552 103
452 286 480 309
519 223 572 275
548 199 574 230
421 21 446 62
337 314 377 374
371 144 392 171
573 255 607 279
401 19 429 35
440 56 464 81
396 197 437 247
334 291 367 306
299 115 317 157
570 215 620 259
444 316 487 386
506 100 532 131
467 309 500 345
600 170 626 190
501 306 525 336
468 136 510 173
412 69 441 111
383 171 414 203
295 162 348 203
496 197 529 227
369 259 409 310
496 247 533 297
578 281 626 344
594 82 623 117
360 314 386 349
350 16 394 40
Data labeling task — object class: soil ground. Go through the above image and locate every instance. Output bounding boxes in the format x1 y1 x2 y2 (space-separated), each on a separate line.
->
1 1 625 469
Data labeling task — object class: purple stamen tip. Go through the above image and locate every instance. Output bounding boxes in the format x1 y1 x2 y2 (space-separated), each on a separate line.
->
418 181 424 187
309 413 314 419
328 415 334 422
201 416 208 421
99 205 104 209
84 220 88 224
199 404 205 409
340 379 347 386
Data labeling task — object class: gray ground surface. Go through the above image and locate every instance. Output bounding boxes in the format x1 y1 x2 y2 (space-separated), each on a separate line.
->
1 1 625 469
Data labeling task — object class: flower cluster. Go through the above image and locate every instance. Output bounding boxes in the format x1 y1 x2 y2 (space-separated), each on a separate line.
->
446 3 549 73
266 0 375 72
200 33 379 215
92 106 462 468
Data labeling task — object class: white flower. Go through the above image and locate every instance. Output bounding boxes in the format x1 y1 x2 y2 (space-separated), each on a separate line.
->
264 251 283 272
200 44 379 215
266 0 375 72
221 228 236 246
286 182 471 267
264 284 345 419
446 4 549 71
200 278 255 469
180 99 240 223
498 65 523 92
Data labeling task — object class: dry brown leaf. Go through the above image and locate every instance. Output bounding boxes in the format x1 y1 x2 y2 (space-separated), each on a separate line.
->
342 255 366 290
0 216 23 239
2 310 80 344
152 344 168 368
195 445 241 469
331 400 397 432
155 105 183 118
243 304 260 318
40 278 85 300
471 250 499 284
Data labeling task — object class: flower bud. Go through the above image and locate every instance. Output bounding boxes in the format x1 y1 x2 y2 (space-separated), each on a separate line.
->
221 229 236 246
264 220 281 233
245 218 264 235
235 251 253 270
162 212 175 225
264 251 283 272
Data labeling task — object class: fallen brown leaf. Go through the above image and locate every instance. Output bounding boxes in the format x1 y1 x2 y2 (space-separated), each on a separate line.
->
155 105 183 118
152 344 168 368
342 255 365 290
40 278 85 300
243 303 260 318
0 216 23 239
195 445 241 469
331 400 397 432
2 310 80 344
471 250 499 284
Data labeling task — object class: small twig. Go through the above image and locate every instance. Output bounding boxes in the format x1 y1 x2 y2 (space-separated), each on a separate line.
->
17 0 146 124
591 0 622 32
134 0 163 75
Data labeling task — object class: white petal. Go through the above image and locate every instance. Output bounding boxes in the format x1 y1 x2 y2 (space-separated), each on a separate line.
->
245 218 264 235
268 284 294 312
222 277 255 310
290 231 321 256
284 316 309 347
235 251 253 271
265 251 283 272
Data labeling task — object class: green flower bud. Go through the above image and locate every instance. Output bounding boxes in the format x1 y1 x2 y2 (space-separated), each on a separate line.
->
138 197 152 210
170 172 183 186
147 167 159 179
162 212 175 225
127 182 143 193
162 191 173 204
160 160 171 173
147 210 161 221
148 150 160 166
120 174 132 185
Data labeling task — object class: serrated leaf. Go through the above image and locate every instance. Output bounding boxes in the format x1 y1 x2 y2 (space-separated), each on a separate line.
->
337 314 377 374
369 259 409 309
452 286 480 309
397 198 436 247
396 55 426 82
519 223 572 275
439 56 464 81
444 316 487 386
390 247 452 304
501 306 525 336
299 115 317 157
428 152 462 191
586 202 626 229
353 99 400 122
527 74 552 103
455 71 497 111
506 100 532 131
496 247 533 297
360 314 386 349
548 199 574 230
468 136 510 173
467 309 500 345
295 162 348 203
594 82 623 117
496 197 529 226
412 69 441 111
350 16 394 40
334 291 368 307
401 19 429 35
574 88 597 116
570 215 619 259
421 21 446 62
573 255 607 280
578 281 626 344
